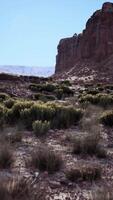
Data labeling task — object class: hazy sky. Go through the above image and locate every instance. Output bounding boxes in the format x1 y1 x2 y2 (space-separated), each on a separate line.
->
0 0 112 67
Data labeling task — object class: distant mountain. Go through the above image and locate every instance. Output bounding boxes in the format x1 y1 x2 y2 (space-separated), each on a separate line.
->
0 66 54 77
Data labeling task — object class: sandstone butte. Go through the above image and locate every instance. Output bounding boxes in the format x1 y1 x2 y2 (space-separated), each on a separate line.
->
55 2 113 83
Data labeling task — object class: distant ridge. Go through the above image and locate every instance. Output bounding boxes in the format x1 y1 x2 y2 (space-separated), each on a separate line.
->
0 65 54 77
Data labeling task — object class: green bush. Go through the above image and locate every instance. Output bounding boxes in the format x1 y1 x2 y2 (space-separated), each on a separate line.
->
5 101 33 124
51 106 83 129
34 93 56 101
32 120 50 136
5 101 83 130
100 111 113 126
30 146 62 173
29 83 56 92
80 93 113 107
66 162 101 182
59 85 74 97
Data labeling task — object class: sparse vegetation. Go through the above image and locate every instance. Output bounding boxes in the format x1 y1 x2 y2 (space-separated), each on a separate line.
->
72 133 107 158
5 132 22 144
0 93 9 101
4 98 15 109
79 93 113 107
33 93 56 102
92 186 113 200
0 145 13 169
0 177 45 200
30 146 62 173
33 120 50 136
100 110 113 126
66 162 101 182
0 76 112 199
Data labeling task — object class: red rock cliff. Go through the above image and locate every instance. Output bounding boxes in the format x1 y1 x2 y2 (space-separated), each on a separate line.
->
55 2 113 73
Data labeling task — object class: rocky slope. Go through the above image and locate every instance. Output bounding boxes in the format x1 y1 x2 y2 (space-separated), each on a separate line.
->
55 2 113 82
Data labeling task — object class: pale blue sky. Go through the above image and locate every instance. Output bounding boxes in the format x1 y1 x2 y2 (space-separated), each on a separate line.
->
0 0 112 67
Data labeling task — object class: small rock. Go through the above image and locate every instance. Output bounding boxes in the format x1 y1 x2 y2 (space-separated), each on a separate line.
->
35 172 39 178
49 181 61 189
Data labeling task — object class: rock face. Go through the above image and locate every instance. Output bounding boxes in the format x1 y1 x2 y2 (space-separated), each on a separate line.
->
55 2 113 73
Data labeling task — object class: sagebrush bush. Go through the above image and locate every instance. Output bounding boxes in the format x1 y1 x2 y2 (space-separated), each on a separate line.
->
33 120 50 136
100 111 113 126
5 101 33 124
80 93 113 107
4 98 15 108
66 162 101 182
29 83 56 92
34 93 56 102
30 146 62 173
21 103 83 129
5 132 22 144
4 101 83 130
51 106 83 129
60 80 71 86
60 85 74 97
72 133 106 158
92 186 113 200
0 145 13 169
0 177 42 200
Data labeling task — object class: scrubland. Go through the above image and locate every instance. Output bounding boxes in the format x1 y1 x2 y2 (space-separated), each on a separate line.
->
0 75 113 199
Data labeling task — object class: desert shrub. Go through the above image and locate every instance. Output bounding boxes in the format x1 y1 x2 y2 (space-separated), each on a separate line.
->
5 101 33 124
28 83 41 92
32 120 50 136
0 105 5 118
0 177 46 200
104 84 113 90
100 111 113 126
0 93 9 101
42 83 56 92
51 106 83 129
60 85 74 97
60 80 71 86
72 134 106 158
66 162 101 182
21 103 83 129
79 94 98 104
34 93 56 101
0 105 6 126
30 146 62 173
55 88 63 99
5 101 83 130
86 89 99 95
5 132 22 144
80 93 113 107
20 104 55 129
98 86 104 92
29 83 56 92
4 98 15 108
0 178 33 200
92 186 113 200
0 145 13 169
